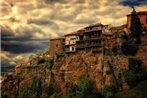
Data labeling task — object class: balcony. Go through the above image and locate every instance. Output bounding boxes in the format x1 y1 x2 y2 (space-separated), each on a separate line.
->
85 44 102 48
76 40 84 44
65 50 76 53
76 44 85 49
84 37 102 41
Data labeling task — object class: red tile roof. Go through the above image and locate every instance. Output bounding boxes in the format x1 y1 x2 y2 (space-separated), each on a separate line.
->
65 32 78 36
127 11 147 16
84 23 103 29
65 23 103 36
110 24 127 30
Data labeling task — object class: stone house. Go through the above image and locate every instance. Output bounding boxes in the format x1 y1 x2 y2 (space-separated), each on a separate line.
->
64 32 79 53
76 23 104 53
49 37 65 57
109 24 127 55
103 32 116 55
126 11 147 29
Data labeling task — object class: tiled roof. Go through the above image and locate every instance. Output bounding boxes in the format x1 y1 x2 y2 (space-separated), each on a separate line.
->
110 24 127 30
84 23 103 29
65 32 78 36
64 23 103 36
127 11 147 16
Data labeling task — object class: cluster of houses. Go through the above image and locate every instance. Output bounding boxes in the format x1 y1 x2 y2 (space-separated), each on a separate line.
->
49 10 147 57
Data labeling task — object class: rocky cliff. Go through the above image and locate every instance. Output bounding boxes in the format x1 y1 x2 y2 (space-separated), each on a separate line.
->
1 45 147 98
51 51 129 94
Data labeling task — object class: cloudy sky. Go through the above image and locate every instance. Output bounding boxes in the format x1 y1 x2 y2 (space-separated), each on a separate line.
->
1 0 147 68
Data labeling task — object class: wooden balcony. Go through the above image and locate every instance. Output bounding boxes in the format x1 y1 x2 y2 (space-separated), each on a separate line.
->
76 40 84 44
85 44 102 48
84 37 102 41
65 50 76 53
76 44 85 49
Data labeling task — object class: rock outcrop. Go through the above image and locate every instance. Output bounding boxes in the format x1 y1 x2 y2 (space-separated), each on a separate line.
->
2 45 147 97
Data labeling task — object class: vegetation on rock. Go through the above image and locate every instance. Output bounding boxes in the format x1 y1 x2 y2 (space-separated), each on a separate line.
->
114 80 147 98
68 77 101 98
123 58 147 87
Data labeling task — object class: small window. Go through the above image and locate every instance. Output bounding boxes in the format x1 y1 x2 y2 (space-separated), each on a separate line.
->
72 47 74 51
56 44 58 47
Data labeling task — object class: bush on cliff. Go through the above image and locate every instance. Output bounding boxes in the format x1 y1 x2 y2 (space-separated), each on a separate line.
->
103 85 119 98
47 58 54 69
21 77 42 98
68 77 101 98
114 80 147 98
123 58 146 87
121 35 139 55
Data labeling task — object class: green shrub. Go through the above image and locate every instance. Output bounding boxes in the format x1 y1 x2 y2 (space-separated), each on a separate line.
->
121 41 139 56
68 77 101 98
47 58 54 69
123 58 146 87
22 87 31 98
128 58 142 71
103 85 115 98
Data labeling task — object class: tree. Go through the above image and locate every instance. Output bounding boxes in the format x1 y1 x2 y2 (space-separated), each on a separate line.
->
121 7 142 55
130 7 142 44
123 58 146 87
121 39 139 55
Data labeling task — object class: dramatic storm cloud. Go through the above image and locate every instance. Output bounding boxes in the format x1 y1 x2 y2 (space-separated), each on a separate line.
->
1 0 147 67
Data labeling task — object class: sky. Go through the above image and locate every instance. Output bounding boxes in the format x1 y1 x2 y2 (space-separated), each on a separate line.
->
1 0 147 68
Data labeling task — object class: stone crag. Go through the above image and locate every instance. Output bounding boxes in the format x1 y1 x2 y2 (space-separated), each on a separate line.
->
1 45 147 97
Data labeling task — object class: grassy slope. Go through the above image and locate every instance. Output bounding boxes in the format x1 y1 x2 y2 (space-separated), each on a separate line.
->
115 80 147 98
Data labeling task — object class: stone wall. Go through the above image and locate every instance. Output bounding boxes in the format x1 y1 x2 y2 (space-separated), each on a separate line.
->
49 38 64 57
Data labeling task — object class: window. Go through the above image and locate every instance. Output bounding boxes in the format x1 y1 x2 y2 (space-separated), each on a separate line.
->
146 18 147 23
56 44 58 47
72 47 75 51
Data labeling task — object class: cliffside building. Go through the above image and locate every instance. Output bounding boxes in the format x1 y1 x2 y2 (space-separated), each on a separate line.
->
64 32 79 53
49 37 65 57
127 11 147 29
109 25 127 55
76 23 103 53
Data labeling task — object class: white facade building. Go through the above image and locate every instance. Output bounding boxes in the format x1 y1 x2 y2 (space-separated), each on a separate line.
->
65 32 79 53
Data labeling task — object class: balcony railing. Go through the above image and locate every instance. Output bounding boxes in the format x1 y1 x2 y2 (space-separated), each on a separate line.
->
85 44 102 48
76 40 84 44
76 44 85 49
84 37 102 41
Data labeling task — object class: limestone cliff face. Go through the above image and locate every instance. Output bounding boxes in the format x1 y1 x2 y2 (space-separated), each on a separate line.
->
51 51 129 93
2 45 147 97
